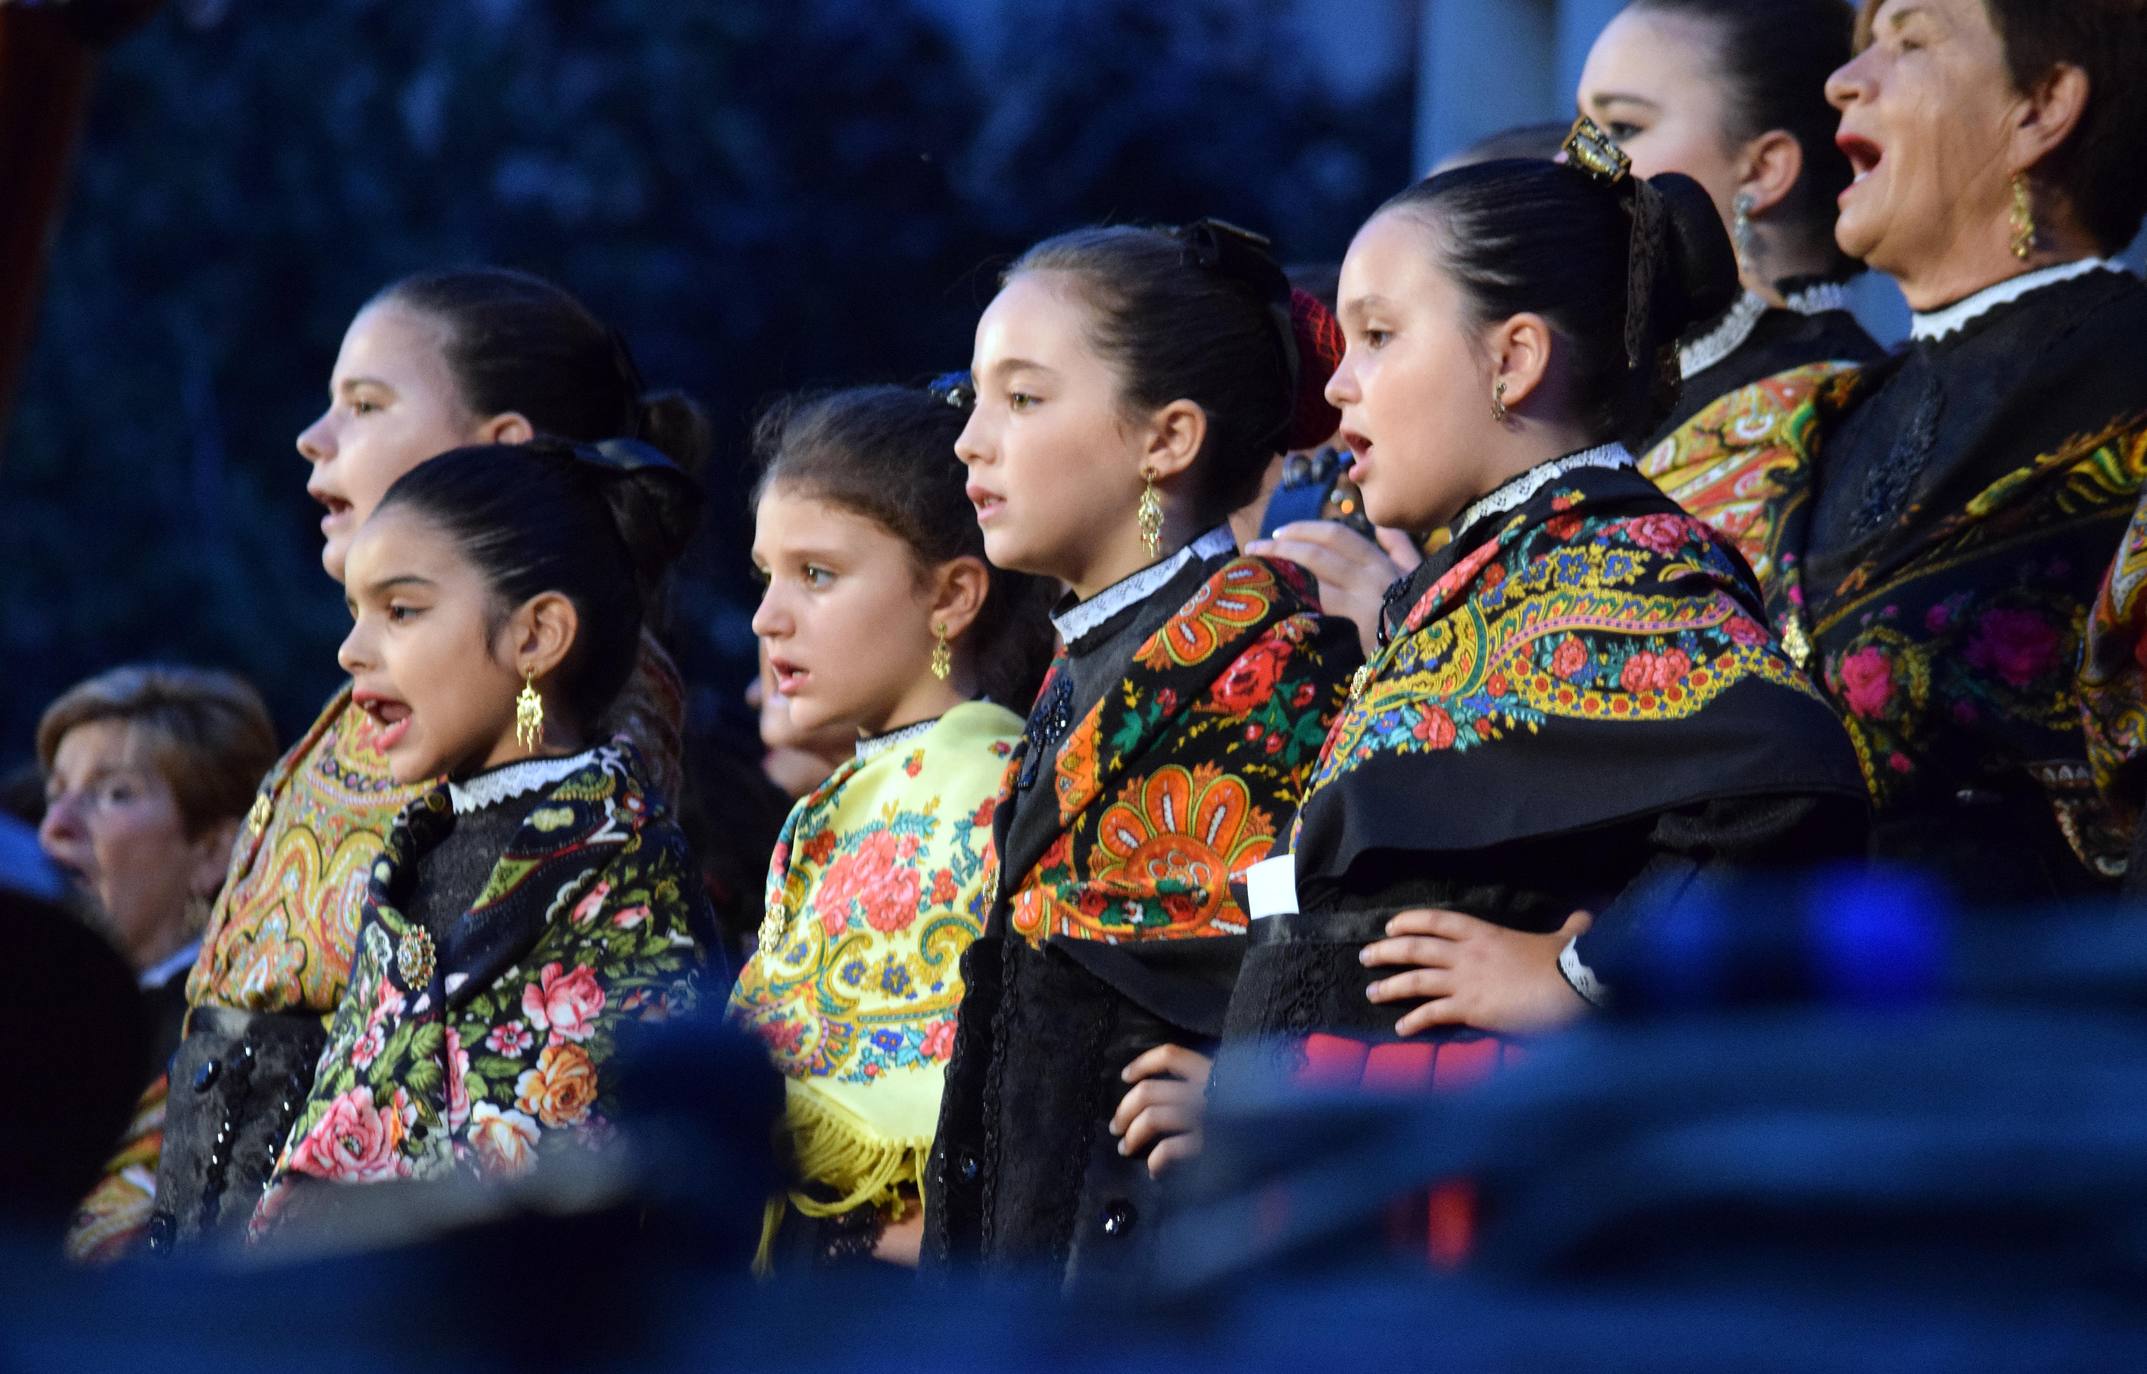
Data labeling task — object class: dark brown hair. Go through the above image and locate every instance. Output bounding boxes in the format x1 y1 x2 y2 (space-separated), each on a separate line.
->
379 441 704 736
376 267 713 477
1005 223 1332 525
753 386 1056 712
1385 160 1741 448
1855 0 2147 253
1632 0 1863 279
37 665 279 837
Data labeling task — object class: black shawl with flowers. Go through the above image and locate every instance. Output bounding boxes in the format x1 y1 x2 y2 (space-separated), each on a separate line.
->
1221 463 1866 1053
248 745 714 1238
928 554 1359 1278
1745 268 2147 896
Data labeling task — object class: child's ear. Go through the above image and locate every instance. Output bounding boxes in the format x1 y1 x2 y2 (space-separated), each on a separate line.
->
477 411 535 446
929 555 991 641
512 592 581 681
1141 399 1207 485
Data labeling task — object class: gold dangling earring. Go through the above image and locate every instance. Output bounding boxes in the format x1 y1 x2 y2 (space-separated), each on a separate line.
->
2009 173 2037 262
1731 191 1757 277
1491 379 1509 423
930 622 952 681
1136 470 1164 559
514 670 545 752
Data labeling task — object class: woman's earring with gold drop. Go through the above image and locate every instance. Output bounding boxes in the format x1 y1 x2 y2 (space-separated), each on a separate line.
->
2009 173 2037 261
515 670 545 751
930 622 952 681
1137 470 1164 558
1491 379 1509 423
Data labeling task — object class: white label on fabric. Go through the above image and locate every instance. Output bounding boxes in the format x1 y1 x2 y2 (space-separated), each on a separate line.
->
1245 853 1300 919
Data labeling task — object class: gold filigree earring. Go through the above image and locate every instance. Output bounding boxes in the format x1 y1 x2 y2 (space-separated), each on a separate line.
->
1491 379 1509 423
514 670 545 752
2009 173 2036 261
930 622 952 681
1732 190 1758 275
1137 470 1164 558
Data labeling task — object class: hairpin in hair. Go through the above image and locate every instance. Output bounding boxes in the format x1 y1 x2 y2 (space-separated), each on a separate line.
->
1562 115 1633 185
1170 218 1276 275
553 435 683 477
926 371 975 411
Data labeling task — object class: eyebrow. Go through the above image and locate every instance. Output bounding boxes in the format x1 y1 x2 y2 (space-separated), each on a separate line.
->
982 357 1058 382
1339 293 1396 318
359 574 437 598
1884 3 1930 30
335 376 395 396
1587 92 1660 112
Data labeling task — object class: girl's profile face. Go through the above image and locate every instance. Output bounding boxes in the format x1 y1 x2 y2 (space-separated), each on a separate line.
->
1577 9 1748 245
956 271 1151 589
1326 210 1500 533
297 302 489 585
750 486 947 739
337 505 528 784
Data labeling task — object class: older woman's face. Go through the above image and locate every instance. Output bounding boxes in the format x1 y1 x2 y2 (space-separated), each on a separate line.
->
1828 0 2021 290
39 720 231 974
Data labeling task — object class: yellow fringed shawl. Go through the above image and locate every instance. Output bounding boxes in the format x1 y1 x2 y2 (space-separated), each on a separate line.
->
727 701 1019 1221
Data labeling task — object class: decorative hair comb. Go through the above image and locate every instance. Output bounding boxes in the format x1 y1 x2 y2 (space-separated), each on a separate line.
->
925 371 975 411
1562 115 1633 185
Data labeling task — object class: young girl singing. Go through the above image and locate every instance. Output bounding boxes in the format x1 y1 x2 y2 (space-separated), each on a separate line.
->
149 269 704 1254
726 383 1052 1269
928 220 1363 1285
1223 128 1867 1107
249 438 714 1235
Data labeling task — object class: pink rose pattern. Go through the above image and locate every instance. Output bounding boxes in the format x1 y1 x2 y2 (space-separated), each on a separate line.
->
523 962 606 1044
730 732 1008 1090
249 758 705 1239
1822 587 2082 805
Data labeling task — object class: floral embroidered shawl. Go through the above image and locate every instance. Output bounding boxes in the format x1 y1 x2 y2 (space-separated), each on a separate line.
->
249 744 709 1236
1665 273 2147 882
997 556 1360 944
189 636 688 1018
1289 464 1861 885
727 702 1019 1218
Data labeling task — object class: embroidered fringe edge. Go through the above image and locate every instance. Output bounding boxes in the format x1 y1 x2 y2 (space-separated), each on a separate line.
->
751 1082 934 1277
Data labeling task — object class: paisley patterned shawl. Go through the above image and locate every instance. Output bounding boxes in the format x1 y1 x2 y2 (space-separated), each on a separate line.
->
726 702 1019 1217
1639 360 1857 588
188 684 420 1017
1699 274 2147 876
1290 464 1862 875
250 743 710 1235
998 555 1360 945
2081 476 2147 833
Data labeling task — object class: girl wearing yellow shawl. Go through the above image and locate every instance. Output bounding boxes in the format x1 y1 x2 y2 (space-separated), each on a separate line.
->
728 381 1052 1268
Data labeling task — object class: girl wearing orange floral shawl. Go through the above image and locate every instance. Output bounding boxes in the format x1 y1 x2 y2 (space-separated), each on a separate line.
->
928 221 1360 1285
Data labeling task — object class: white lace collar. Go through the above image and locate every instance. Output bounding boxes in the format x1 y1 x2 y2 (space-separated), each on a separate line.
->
1783 280 1852 316
1910 258 2126 343
1051 525 1237 648
1678 290 1769 379
855 716 938 763
448 749 600 815
1452 442 1634 538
